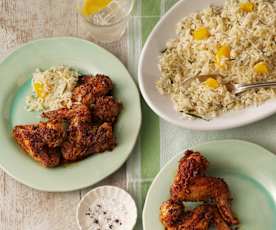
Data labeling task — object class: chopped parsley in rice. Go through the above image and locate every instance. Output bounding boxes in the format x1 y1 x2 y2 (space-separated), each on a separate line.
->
25 65 79 112
157 0 276 119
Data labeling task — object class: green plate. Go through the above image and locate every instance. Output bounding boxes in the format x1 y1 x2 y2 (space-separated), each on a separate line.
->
0 37 141 192
143 140 276 229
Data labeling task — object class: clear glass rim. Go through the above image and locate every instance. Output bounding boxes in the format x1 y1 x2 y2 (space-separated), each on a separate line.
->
81 0 136 28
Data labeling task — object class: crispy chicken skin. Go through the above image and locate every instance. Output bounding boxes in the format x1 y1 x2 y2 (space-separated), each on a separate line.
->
42 104 91 122
160 199 185 229
171 150 208 196
72 74 113 106
12 120 66 167
160 200 213 230
170 151 239 226
62 122 116 162
160 199 231 230
42 104 94 162
61 141 88 162
37 119 67 148
61 120 94 161
173 176 239 225
67 117 93 146
42 100 117 162
178 205 213 230
213 208 232 230
88 122 116 154
93 96 122 123
78 74 113 95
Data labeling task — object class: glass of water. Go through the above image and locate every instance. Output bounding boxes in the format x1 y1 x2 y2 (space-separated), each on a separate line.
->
78 0 135 43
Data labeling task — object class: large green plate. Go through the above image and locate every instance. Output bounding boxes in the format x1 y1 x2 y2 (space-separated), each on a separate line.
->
0 37 141 192
143 140 276 229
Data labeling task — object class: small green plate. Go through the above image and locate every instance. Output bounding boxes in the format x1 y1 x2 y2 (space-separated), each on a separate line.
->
0 37 141 192
143 140 276 229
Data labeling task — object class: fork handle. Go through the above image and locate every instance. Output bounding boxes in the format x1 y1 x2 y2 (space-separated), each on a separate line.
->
238 81 276 93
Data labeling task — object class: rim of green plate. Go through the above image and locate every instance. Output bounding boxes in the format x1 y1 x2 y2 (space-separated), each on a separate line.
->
0 36 142 192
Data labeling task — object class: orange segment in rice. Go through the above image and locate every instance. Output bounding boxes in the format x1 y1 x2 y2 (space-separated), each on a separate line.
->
240 2 254 12
254 62 269 74
215 45 231 67
193 27 210 40
204 78 219 89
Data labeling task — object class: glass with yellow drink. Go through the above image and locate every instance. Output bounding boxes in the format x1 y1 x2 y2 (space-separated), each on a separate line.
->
78 0 135 42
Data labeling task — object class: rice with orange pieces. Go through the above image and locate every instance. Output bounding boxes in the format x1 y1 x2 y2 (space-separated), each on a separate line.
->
157 0 276 119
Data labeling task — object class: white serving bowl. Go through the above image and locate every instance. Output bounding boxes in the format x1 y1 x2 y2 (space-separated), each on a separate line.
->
138 0 276 131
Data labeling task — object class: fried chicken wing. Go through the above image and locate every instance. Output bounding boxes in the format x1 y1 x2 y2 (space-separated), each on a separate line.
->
61 122 116 162
172 176 239 225
87 122 116 154
160 200 213 230
160 199 232 230
171 150 208 196
61 141 88 162
160 199 185 229
79 74 113 95
171 151 239 225
213 207 232 230
12 120 65 167
178 205 214 230
61 119 95 161
56 107 93 161
71 84 95 106
72 74 113 106
42 104 91 122
43 103 116 162
93 96 122 123
37 119 66 148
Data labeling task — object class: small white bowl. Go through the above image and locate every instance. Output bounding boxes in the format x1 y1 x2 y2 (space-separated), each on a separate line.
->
76 186 137 230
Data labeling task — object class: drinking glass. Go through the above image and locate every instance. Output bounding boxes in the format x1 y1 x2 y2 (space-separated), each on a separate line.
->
78 0 135 43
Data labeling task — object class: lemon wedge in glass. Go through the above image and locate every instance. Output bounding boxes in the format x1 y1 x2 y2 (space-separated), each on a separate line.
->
81 0 112 17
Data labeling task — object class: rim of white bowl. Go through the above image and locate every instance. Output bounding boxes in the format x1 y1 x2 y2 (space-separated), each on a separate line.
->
138 0 276 131
76 185 138 230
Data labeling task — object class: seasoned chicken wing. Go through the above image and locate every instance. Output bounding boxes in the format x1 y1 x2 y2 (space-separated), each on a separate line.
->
160 199 185 229
87 122 116 154
213 207 232 230
93 96 122 123
72 74 113 106
42 104 91 122
79 74 113 95
171 151 239 225
178 205 214 230
171 176 238 225
61 120 95 161
160 200 213 230
171 150 208 196
62 122 116 162
160 199 231 230
12 119 66 167
61 141 88 162
43 103 117 162
37 119 67 148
